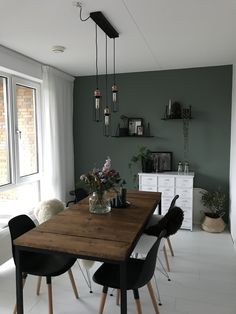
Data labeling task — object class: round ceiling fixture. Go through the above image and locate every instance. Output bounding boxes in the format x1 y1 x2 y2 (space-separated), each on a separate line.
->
51 45 66 53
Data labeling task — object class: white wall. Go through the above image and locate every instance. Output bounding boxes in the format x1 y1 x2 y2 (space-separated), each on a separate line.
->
230 65 236 246
0 45 42 81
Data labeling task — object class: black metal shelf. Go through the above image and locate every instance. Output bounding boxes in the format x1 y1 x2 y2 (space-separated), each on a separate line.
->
161 117 193 120
112 135 154 138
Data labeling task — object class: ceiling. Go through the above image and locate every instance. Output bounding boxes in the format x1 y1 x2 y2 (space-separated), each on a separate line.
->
0 0 236 77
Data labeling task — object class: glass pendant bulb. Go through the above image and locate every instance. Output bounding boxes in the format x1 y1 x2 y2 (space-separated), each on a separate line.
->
104 106 111 137
112 38 119 113
112 84 119 112
94 88 101 122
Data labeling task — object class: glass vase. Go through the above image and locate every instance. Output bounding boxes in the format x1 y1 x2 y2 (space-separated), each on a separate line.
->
89 191 111 214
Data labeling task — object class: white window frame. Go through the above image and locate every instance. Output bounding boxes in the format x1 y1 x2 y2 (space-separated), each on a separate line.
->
0 71 42 194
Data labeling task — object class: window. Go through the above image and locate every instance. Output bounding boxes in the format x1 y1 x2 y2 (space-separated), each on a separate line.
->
0 73 41 211
0 76 10 186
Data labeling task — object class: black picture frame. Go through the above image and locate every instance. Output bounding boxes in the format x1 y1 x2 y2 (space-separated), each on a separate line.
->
128 118 143 136
150 152 172 172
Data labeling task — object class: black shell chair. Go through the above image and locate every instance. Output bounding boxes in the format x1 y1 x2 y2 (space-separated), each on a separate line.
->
93 230 166 314
9 214 77 314
66 188 88 207
146 195 180 271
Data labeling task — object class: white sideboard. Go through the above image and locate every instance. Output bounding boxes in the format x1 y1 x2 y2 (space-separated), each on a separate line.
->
138 172 195 230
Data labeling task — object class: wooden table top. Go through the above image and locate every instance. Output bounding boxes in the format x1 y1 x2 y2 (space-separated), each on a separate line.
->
14 191 161 262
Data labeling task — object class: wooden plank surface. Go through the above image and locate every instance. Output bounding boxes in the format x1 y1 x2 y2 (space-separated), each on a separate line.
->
14 191 161 262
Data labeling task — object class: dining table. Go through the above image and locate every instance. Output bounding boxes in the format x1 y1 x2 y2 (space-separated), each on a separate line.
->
14 190 161 314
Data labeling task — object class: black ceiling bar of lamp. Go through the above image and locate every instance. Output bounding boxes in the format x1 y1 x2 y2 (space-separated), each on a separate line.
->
90 11 119 39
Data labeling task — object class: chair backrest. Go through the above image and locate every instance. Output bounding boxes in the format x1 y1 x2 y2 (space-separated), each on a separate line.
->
34 199 65 223
8 214 35 261
145 206 184 237
169 195 179 210
134 229 166 288
74 188 89 202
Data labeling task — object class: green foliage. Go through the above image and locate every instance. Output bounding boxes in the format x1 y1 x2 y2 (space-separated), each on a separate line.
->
201 189 226 217
128 146 152 186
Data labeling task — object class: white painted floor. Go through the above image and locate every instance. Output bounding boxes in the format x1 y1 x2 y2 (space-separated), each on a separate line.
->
1 226 236 314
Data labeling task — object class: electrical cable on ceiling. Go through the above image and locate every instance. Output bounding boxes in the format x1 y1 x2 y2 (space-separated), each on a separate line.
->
77 3 90 22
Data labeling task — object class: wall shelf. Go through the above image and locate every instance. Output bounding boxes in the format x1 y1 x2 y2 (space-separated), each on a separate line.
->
161 117 193 120
112 135 154 138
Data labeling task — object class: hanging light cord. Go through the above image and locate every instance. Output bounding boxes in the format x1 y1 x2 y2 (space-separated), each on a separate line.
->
105 34 108 106
95 24 99 89
113 38 116 84
78 4 90 22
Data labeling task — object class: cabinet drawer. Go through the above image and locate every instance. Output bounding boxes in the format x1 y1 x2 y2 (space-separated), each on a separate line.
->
176 198 192 208
176 177 193 188
176 188 193 199
182 208 192 219
140 176 157 187
181 218 192 230
158 177 175 187
140 185 158 192
162 197 173 208
158 187 174 197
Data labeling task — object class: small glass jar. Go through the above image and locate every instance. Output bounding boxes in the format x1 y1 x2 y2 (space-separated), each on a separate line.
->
177 162 183 174
184 162 189 174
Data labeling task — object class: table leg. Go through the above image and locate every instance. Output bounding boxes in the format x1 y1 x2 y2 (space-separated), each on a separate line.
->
120 262 127 314
16 247 24 314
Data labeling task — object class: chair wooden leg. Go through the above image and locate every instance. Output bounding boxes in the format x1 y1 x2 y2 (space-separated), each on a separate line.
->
36 276 42 295
98 286 108 314
13 273 27 314
147 281 160 314
163 244 170 272
47 277 53 314
133 289 142 314
116 289 120 306
67 269 79 299
167 237 174 256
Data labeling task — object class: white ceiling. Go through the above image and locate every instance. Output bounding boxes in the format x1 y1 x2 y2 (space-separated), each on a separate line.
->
0 0 236 76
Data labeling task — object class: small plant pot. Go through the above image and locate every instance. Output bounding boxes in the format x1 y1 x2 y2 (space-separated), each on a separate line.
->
201 213 226 233
142 159 153 173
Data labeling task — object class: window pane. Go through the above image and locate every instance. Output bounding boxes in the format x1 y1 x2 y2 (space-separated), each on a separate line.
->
0 77 10 186
16 84 38 177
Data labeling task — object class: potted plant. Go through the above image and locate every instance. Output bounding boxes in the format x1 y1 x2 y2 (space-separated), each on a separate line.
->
200 189 226 233
128 146 154 185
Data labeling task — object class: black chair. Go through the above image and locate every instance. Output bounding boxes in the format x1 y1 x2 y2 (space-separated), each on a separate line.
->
147 195 179 269
145 205 184 271
66 188 88 207
9 214 78 314
145 206 184 238
93 230 166 314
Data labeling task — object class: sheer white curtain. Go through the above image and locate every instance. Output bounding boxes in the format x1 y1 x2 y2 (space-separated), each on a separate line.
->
41 65 74 202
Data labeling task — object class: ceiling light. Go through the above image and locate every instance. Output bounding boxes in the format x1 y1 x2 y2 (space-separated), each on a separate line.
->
51 46 66 53
77 5 119 137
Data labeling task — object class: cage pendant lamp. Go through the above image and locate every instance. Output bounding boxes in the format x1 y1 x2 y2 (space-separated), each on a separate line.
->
94 24 102 122
112 38 119 112
104 34 111 137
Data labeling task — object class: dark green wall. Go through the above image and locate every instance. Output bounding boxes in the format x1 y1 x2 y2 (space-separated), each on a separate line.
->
73 65 232 195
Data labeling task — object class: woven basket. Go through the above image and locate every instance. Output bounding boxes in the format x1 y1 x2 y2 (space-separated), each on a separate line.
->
201 215 226 233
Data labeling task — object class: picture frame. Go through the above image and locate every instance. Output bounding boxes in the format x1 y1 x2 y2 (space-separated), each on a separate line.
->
128 118 143 136
137 125 144 136
150 152 172 172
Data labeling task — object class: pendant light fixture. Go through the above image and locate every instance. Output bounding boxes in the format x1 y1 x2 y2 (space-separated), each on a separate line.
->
112 38 119 112
76 5 119 136
104 35 111 137
94 24 101 122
